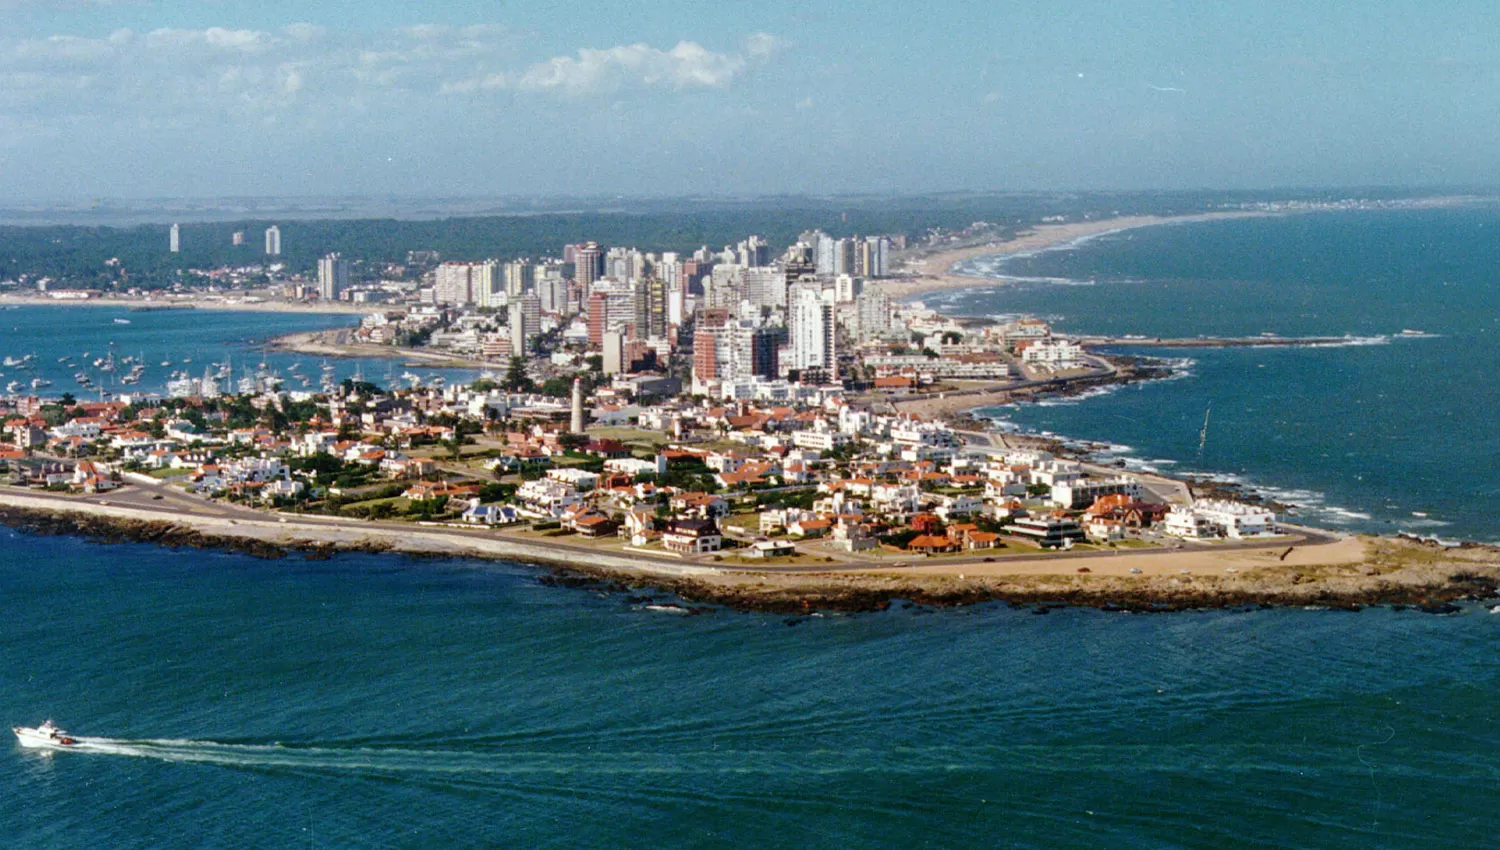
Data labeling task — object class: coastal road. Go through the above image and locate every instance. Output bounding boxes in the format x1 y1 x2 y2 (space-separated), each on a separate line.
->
0 475 1349 582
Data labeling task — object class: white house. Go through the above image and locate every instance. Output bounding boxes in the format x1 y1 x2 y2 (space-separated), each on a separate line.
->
1194 500 1277 538
516 479 582 518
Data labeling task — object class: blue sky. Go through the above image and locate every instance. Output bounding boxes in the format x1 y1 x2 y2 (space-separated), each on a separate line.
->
1 0 1496 200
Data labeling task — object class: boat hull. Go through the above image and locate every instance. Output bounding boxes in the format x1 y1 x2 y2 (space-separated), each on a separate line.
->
13 727 78 749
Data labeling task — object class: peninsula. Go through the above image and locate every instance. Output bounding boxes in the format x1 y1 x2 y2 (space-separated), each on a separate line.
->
2 202 1496 614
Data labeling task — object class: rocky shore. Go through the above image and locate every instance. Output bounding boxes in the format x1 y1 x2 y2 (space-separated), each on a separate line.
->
4 503 1497 617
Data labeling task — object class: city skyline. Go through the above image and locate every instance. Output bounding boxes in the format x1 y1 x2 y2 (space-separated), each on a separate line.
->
1 1 1496 201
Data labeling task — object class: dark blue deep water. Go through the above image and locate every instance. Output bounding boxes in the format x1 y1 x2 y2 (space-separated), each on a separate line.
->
3 529 1499 848
938 206 1500 542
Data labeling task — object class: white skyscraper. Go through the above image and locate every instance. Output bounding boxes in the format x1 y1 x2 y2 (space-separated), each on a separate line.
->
509 292 541 355
744 267 788 308
317 253 349 301
265 225 282 256
168 223 180 253
434 261 499 307
855 290 892 340
816 235 838 277
790 286 836 377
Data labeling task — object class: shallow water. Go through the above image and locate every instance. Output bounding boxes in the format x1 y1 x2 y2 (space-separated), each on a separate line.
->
933 207 1500 542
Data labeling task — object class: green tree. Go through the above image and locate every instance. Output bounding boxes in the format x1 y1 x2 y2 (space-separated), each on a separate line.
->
503 356 532 392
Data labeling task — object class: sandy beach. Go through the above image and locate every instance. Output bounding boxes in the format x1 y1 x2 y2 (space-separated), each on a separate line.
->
270 328 498 369
880 211 1269 301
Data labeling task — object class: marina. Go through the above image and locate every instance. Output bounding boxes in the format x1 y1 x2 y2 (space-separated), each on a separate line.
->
0 307 478 402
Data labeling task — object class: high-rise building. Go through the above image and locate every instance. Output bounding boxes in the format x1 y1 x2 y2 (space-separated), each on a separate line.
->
573 242 602 289
168 223 181 253
536 276 567 314
815 234 836 277
317 253 350 301
509 292 541 355
667 290 686 327
834 239 856 277
231 231 245 246
586 292 608 348
503 261 534 298
434 261 499 307
835 274 863 303
265 225 281 256
601 330 626 375
790 287 836 377
680 259 708 295
635 277 668 339
736 324 782 379
707 265 745 309
692 326 722 389
856 290 892 340
744 267 788 308
870 237 890 277
474 261 503 308
737 235 770 267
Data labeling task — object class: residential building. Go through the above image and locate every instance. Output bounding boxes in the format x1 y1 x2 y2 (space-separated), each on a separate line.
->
317 253 350 302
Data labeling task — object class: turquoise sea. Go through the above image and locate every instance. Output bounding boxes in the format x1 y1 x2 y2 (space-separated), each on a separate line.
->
939 206 1500 543
0 306 476 396
4 209 1500 846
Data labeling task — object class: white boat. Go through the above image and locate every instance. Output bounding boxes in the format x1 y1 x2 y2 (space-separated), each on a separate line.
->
13 721 80 749
113 318 131 325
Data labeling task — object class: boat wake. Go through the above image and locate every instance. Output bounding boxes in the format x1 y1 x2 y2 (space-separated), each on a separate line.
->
37 736 983 778
50 736 525 776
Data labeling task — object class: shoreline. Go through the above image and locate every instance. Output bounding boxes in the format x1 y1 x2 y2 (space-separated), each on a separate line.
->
881 211 1270 301
0 293 378 316
3 489 1496 615
267 329 496 370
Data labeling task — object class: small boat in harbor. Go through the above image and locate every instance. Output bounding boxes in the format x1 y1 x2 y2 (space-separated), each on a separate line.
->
13 721 80 749
113 318 131 325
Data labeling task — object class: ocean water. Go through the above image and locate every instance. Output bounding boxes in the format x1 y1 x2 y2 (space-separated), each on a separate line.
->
937 206 1500 542
4 528 1500 848
0 305 477 396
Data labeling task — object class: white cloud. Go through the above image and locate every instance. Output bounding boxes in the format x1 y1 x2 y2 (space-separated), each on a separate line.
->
744 32 786 60
516 41 746 96
0 25 784 132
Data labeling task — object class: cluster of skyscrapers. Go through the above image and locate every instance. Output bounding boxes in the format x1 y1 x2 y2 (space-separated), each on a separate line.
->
164 223 281 256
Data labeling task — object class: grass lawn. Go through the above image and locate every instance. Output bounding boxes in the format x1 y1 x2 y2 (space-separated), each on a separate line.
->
587 426 670 448
720 511 761 532
146 467 193 479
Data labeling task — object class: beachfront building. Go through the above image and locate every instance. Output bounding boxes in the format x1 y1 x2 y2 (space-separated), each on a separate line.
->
317 253 350 302
1164 506 1213 539
1193 500 1277 538
1019 339 1085 368
1164 501 1276 539
662 518 722 554
1009 515 1086 548
1049 477 1144 510
516 478 582 519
